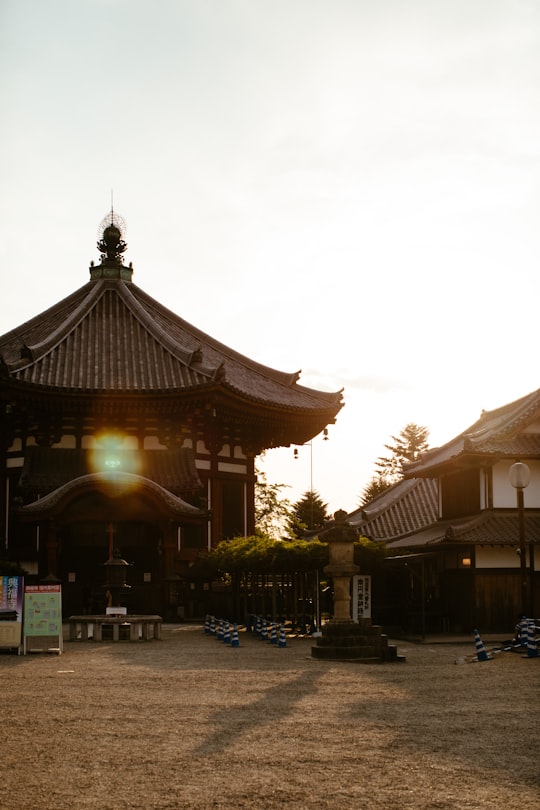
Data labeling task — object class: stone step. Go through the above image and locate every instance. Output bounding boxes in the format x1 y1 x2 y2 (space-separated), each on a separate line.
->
316 635 389 648
311 646 384 661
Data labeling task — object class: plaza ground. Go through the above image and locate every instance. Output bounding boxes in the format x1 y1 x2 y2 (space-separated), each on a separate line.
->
1 624 539 809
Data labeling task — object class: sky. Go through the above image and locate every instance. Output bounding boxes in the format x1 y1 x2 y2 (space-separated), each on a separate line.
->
1 0 540 515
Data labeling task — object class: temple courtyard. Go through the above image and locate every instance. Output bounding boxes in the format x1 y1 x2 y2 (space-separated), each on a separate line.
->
1 624 538 809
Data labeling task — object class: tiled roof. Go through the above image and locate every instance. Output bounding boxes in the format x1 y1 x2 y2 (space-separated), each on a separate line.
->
348 478 438 541
444 510 540 545
385 511 540 550
0 276 343 417
405 387 540 476
348 474 540 550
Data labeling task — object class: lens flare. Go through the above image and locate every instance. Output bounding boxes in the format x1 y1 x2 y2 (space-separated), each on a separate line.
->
88 432 142 483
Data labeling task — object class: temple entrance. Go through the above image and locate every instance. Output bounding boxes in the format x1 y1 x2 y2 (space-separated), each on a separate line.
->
60 521 161 617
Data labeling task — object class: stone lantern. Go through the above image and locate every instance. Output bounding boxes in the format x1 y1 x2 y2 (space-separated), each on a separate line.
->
311 510 404 662
103 547 131 609
322 509 359 621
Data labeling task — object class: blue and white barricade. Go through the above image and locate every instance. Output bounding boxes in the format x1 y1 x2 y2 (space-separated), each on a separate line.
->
278 624 287 648
231 623 240 647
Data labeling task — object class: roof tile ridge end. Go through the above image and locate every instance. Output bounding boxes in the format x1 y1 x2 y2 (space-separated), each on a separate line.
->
445 511 490 539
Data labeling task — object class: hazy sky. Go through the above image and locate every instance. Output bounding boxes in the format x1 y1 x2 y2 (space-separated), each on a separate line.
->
1 0 540 514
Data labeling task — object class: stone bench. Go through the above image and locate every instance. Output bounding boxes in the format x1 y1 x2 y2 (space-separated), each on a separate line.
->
68 615 162 642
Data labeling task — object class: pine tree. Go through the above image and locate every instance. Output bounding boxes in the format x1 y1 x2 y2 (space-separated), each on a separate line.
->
286 490 330 538
359 474 392 507
374 423 429 483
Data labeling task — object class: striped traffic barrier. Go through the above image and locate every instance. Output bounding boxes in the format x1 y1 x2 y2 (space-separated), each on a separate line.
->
269 623 278 644
473 629 490 662
278 624 287 648
231 623 240 647
210 616 216 636
223 621 231 644
527 620 538 658
519 616 529 647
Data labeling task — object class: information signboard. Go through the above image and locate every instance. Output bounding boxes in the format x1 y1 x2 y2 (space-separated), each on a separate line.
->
0 575 24 651
23 584 63 654
352 575 371 621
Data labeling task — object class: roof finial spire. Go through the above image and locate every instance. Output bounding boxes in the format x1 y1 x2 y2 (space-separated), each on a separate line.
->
90 205 132 281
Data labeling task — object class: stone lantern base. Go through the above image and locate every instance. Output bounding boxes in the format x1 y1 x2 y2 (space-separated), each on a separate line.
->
311 618 405 662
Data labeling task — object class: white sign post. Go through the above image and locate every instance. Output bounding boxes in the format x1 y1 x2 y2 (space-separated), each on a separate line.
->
352 575 371 621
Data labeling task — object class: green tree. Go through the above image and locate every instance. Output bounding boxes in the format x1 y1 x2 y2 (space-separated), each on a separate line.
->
254 463 292 539
193 533 385 578
286 490 330 537
359 474 392 507
374 423 429 483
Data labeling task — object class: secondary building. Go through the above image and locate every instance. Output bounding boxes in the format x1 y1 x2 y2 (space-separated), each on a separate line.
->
350 392 540 634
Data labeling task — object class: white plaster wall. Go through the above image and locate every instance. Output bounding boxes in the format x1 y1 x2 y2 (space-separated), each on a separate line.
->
143 436 166 450
492 460 540 508
52 435 76 448
217 462 247 474
475 546 520 568
475 544 538 569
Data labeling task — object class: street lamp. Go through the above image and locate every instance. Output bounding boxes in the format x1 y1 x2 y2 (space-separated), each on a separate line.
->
509 461 531 617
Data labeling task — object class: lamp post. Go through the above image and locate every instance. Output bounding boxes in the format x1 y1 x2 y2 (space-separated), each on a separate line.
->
293 428 329 632
509 461 531 617
293 428 328 531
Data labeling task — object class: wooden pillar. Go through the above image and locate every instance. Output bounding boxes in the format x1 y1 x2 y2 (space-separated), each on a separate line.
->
162 522 177 579
210 478 222 548
245 455 256 537
0 469 8 551
45 522 59 579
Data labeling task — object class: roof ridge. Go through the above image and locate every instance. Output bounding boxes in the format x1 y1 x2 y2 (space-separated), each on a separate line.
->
6 282 104 372
116 282 218 377
483 389 540 439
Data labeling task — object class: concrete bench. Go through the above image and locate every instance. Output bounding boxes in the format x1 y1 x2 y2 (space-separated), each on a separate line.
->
68 615 162 642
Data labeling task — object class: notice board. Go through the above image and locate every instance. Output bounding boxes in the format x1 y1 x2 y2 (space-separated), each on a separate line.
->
0 575 24 651
23 584 63 654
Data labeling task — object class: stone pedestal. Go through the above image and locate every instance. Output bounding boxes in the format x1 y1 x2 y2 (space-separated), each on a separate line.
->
311 617 403 662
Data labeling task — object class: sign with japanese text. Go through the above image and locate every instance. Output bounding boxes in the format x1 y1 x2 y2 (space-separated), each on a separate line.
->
0 576 24 648
23 585 62 637
352 575 371 620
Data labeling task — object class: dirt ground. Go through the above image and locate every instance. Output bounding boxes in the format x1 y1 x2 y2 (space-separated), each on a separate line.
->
1 624 539 810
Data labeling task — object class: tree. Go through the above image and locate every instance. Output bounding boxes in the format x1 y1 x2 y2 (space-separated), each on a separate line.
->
374 423 429 483
359 474 392 507
254 464 292 539
286 490 330 538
